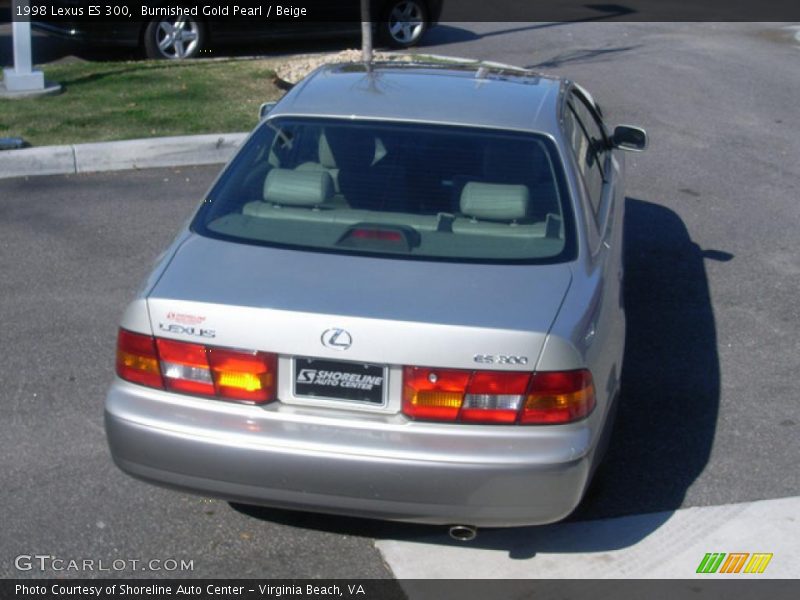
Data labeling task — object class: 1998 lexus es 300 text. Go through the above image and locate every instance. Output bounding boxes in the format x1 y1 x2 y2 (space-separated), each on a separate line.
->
105 61 647 534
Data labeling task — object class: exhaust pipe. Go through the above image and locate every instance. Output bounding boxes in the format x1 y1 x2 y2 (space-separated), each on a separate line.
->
448 525 478 542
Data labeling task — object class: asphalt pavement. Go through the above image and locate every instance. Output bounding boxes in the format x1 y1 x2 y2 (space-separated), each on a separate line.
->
1 22 799 579
0 166 398 578
425 22 800 517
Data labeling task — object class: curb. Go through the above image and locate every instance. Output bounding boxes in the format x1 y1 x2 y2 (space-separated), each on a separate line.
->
0 132 248 179
0 55 521 180
377 495 800 580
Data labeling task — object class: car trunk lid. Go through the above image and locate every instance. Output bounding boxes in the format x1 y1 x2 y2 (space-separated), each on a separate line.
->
146 234 572 371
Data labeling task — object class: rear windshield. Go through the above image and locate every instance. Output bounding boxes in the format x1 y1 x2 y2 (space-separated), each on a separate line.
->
193 117 576 263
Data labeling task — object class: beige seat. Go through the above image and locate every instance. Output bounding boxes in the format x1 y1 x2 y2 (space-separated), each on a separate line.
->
263 167 334 206
243 168 337 222
452 182 562 238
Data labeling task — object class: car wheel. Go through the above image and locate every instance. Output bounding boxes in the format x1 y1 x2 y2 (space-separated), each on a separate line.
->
379 0 428 48
143 16 205 59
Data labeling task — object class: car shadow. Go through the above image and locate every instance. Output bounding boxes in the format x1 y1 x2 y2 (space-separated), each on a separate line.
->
574 197 730 521
524 45 642 69
424 4 637 47
231 198 728 558
421 23 557 46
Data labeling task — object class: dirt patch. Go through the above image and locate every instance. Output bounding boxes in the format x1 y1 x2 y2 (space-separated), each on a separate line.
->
274 49 413 84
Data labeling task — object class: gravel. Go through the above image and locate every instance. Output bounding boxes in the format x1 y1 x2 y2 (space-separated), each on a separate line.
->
274 49 413 83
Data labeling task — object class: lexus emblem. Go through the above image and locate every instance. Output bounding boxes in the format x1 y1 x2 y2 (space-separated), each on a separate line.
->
321 328 352 350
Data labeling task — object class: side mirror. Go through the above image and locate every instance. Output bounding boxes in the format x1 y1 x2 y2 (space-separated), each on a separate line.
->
259 101 277 120
612 125 648 152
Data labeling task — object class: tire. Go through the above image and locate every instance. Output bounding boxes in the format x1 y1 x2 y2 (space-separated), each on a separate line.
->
143 16 205 60
378 0 428 48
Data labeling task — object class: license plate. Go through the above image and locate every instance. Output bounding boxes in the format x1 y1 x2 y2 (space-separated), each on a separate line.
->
293 357 386 405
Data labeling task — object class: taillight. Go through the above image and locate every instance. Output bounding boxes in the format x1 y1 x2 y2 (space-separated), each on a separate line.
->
156 338 215 396
402 366 595 425
520 370 595 424
207 347 277 403
116 329 163 389
403 367 470 421
116 329 277 404
461 371 531 424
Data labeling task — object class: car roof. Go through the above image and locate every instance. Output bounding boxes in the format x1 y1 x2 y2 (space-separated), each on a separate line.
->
269 62 566 136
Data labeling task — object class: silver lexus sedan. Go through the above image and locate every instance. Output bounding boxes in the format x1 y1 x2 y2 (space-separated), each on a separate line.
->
105 62 647 532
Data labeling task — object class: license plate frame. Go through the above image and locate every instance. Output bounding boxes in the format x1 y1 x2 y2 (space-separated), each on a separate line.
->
292 357 388 406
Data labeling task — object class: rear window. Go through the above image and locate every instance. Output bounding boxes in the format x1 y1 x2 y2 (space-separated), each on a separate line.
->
193 117 576 263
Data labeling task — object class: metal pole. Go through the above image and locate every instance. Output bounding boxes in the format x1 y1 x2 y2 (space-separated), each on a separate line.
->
360 0 373 64
12 1 34 75
1 0 59 96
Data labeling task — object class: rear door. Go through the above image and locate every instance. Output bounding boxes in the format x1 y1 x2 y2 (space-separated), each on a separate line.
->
563 88 625 404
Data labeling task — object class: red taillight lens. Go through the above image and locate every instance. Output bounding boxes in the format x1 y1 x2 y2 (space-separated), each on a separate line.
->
402 366 470 421
520 370 595 424
208 348 277 403
156 338 215 397
402 366 595 425
460 371 531 424
116 329 164 389
402 367 530 424
116 329 277 404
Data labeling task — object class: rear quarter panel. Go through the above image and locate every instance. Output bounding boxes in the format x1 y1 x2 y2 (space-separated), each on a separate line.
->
537 127 626 458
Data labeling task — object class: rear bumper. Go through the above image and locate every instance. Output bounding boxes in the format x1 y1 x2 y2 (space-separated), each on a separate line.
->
105 379 597 527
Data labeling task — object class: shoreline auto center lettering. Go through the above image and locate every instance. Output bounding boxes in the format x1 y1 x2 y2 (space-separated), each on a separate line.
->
297 369 383 391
